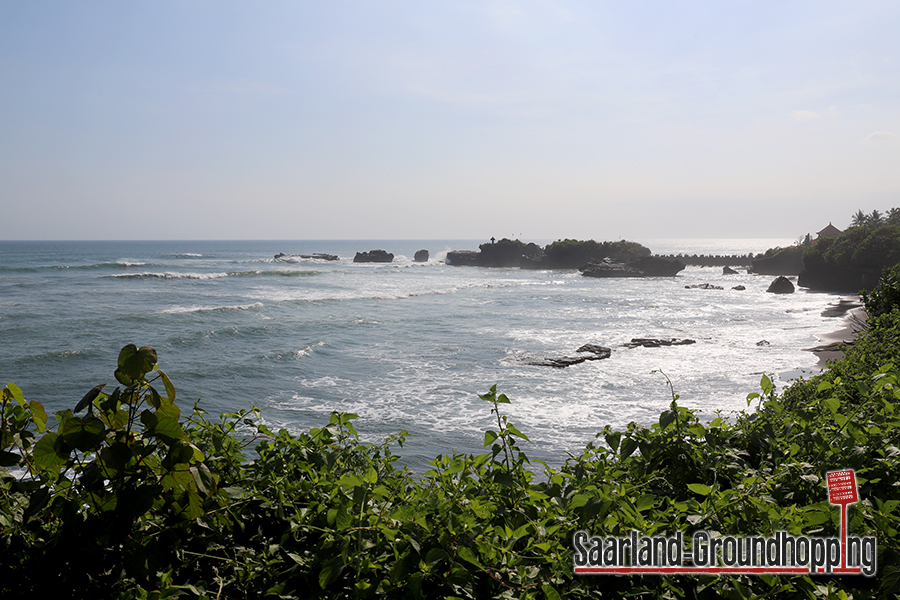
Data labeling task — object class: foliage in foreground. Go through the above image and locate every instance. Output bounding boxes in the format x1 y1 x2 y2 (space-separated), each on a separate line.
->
3 321 900 598
862 264 900 320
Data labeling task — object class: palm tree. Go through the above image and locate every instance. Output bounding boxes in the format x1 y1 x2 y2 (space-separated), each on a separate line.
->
870 209 883 227
850 209 868 228
887 207 900 226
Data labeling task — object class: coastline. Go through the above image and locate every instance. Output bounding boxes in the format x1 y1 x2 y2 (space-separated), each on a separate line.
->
807 296 866 368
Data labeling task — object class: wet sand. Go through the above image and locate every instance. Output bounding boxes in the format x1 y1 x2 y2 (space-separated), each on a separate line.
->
806 297 866 368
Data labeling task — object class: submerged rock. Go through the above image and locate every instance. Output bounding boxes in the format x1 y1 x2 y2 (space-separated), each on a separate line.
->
623 338 696 349
275 253 339 261
723 266 739 275
685 283 724 290
526 344 612 368
580 256 685 278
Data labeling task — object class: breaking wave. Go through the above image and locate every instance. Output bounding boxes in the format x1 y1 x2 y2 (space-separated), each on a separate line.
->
111 272 229 280
161 302 265 315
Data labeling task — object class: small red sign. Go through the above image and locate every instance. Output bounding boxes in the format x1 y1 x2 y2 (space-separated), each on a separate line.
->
826 469 858 505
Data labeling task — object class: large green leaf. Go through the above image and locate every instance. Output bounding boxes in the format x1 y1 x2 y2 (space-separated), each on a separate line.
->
0 450 21 467
140 409 183 444
60 415 106 452
99 442 132 474
157 368 176 403
319 556 344 589
29 400 47 433
687 483 713 496
115 345 158 385
31 432 68 473
75 384 105 413
5 383 25 408
190 463 217 496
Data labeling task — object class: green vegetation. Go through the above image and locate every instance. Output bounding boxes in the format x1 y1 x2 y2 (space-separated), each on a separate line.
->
804 224 900 273
3 317 900 597
477 238 540 267
796 207 900 291
543 239 651 269
862 264 900 320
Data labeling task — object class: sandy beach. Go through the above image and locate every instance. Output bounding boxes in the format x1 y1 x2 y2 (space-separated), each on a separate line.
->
807 297 867 368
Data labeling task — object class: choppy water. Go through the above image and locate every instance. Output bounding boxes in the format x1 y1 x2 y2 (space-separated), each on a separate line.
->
0 239 845 469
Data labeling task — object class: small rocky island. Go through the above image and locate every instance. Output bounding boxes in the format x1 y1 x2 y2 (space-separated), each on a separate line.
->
446 238 684 277
354 250 394 263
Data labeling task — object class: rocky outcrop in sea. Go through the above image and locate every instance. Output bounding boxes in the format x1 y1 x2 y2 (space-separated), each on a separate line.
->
580 256 685 278
766 276 795 294
354 250 394 263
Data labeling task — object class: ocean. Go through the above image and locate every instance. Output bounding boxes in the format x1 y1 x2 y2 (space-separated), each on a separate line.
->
0 238 847 470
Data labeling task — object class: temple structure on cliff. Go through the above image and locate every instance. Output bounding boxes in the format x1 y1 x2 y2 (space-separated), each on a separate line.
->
816 223 842 240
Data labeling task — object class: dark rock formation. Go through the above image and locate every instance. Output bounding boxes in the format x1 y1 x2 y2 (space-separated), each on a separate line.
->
541 239 651 269
446 238 660 269
685 283 724 290
798 266 880 293
353 250 394 263
732 285 746 291
756 340 771 346
767 276 795 294
751 246 804 275
798 224 900 292
477 239 534 267
623 338 696 349
580 256 685 278
275 253 339 261
526 344 612 368
445 250 480 266
575 343 611 355
723 266 739 275
414 249 429 262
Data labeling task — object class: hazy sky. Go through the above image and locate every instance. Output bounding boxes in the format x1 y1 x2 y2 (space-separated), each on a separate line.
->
1 1 898 240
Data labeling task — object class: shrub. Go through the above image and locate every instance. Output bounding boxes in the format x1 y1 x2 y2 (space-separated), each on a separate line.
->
3 328 900 598
862 264 900 319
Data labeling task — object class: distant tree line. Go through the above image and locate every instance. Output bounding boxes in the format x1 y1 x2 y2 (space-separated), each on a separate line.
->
798 206 900 291
850 208 900 229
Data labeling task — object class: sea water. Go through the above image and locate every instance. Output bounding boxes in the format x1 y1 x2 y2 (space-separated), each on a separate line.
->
0 239 846 470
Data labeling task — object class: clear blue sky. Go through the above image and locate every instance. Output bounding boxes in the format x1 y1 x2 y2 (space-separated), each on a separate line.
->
1 1 898 240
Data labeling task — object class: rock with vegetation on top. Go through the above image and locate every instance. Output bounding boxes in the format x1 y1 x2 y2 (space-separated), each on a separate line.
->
353 250 394 263
751 245 805 275
445 250 480 266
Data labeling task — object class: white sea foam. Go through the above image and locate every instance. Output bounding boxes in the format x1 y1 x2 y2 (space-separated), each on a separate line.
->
161 302 264 314
2 239 849 471
112 272 229 280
